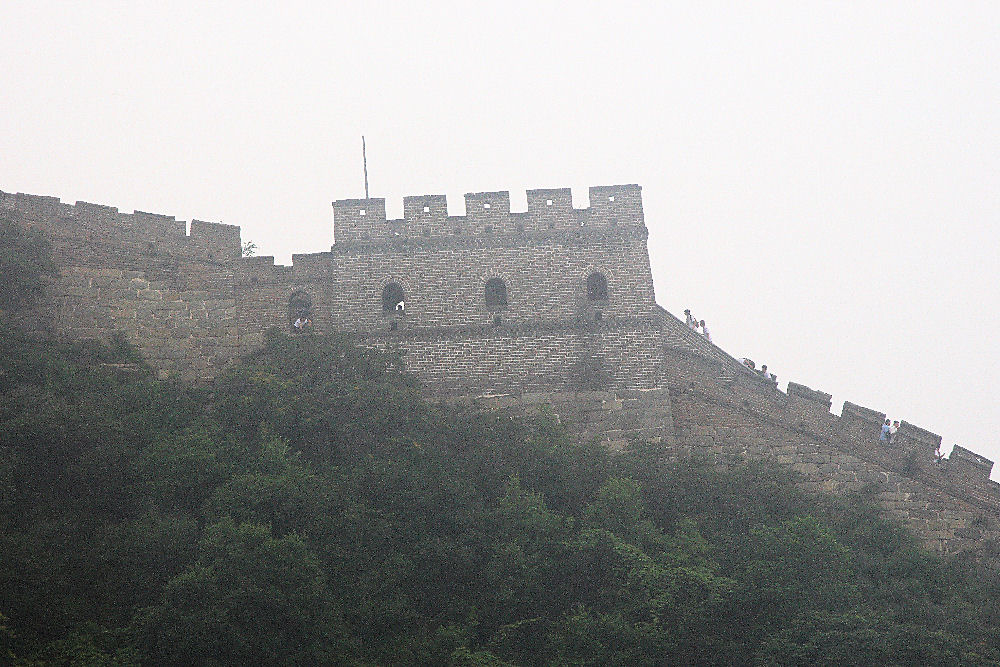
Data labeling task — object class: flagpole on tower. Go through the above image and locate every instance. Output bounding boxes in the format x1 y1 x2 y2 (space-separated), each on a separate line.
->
362 136 369 199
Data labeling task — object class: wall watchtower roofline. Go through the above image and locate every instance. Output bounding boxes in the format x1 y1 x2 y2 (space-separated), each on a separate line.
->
331 184 644 244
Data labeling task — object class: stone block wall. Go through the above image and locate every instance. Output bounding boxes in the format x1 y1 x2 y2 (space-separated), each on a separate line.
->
46 265 239 381
364 322 666 396
235 235 653 334
655 319 1000 553
460 388 675 451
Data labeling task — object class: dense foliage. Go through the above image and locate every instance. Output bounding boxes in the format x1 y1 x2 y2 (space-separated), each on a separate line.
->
3 329 1000 665
4 230 1000 664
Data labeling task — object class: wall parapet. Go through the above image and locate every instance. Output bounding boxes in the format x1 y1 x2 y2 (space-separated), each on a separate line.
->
332 184 644 244
841 401 886 427
896 421 943 461
787 382 833 413
950 445 994 480
1 190 242 263
652 301 997 506
661 346 1000 551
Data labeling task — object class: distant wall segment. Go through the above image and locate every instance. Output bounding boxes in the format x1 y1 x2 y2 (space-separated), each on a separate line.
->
655 313 1000 553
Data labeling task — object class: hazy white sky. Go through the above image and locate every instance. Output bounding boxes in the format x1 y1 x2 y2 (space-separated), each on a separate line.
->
2 2 997 471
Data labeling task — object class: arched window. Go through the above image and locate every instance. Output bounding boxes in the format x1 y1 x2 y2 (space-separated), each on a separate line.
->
484 278 508 311
586 272 608 302
382 282 405 313
288 291 313 331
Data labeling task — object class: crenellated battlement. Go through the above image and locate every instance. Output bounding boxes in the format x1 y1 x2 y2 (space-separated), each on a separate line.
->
332 184 644 244
951 445 995 479
762 379 990 482
662 294 1000 521
757 378 987 481
0 190 241 263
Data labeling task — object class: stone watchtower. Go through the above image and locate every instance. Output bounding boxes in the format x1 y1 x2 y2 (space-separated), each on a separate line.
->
237 184 668 396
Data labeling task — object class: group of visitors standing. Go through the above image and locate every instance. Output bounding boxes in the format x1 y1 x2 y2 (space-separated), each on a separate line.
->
880 419 901 445
739 358 776 384
683 309 712 342
684 307 779 384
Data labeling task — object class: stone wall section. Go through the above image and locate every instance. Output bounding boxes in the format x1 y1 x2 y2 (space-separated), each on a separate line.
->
361 323 666 396
658 340 1000 553
465 388 675 450
5 184 1000 555
2 185 659 394
46 265 238 381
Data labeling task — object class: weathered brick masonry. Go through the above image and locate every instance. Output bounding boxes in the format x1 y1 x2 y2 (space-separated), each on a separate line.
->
2 184 997 553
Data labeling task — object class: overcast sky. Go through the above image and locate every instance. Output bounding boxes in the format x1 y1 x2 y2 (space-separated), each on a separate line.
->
2 1 997 473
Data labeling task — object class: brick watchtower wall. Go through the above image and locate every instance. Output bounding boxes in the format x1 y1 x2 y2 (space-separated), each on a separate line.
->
236 185 666 395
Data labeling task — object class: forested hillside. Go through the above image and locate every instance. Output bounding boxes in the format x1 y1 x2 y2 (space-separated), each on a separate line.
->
4 217 1000 665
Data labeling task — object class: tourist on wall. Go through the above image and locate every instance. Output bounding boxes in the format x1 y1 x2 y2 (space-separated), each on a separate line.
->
700 320 712 342
880 419 891 445
684 309 697 329
889 420 900 444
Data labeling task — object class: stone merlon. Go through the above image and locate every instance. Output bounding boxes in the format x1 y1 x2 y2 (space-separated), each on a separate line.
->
950 445 995 479
787 382 833 410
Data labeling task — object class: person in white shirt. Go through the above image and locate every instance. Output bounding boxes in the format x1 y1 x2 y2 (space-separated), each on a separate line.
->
685 309 698 330
699 320 712 343
889 420 899 444
293 317 304 331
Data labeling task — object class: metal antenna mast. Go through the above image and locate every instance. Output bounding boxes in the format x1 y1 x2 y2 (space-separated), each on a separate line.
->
362 136 369 199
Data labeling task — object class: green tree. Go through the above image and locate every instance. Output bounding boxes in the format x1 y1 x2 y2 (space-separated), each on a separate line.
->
132 519 345 666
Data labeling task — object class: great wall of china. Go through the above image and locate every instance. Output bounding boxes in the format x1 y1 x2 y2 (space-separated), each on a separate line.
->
3 184 998 554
